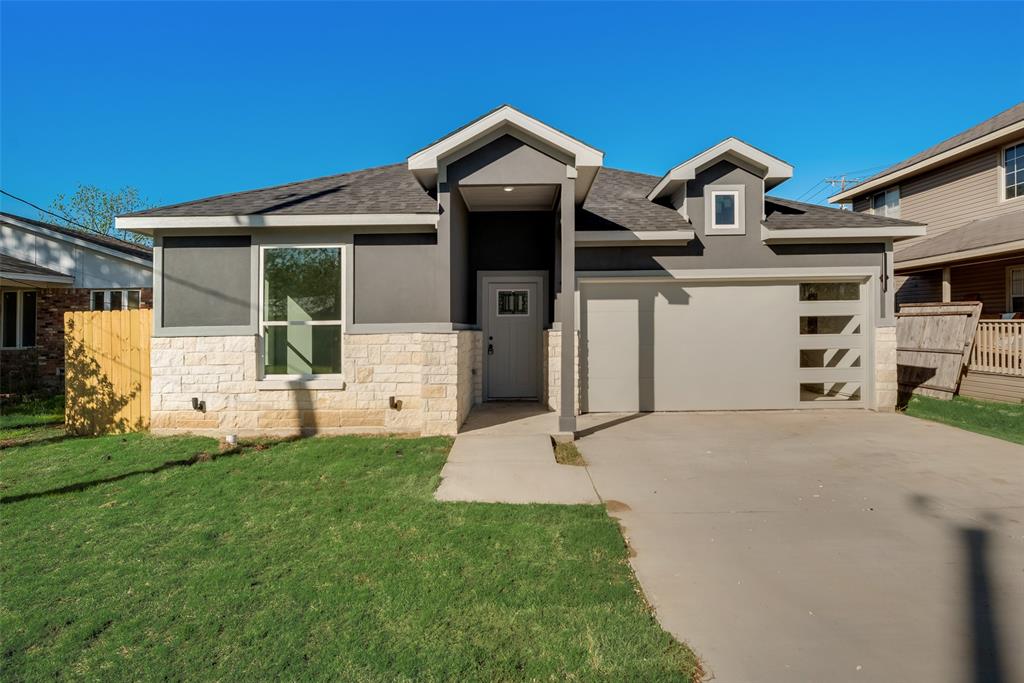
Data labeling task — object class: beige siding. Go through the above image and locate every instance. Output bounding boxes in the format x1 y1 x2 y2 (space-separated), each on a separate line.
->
852 141 1024 251
959 369 1024 403
950 256 1024 317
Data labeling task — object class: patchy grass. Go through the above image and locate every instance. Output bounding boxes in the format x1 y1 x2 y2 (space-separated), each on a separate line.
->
553 439 587 466
904 395 1024 445
1 433 698 681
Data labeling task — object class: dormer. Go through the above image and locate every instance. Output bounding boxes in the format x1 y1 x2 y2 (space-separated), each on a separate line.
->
407 104 604 204
647 138 793 231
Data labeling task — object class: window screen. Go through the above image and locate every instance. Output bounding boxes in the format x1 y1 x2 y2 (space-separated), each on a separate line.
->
162 236 251 328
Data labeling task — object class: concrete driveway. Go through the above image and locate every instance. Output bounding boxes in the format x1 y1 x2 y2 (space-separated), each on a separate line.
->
578 410 1024 683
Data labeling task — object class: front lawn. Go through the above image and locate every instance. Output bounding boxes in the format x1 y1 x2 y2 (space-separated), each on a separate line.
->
0 433 698 681
0 395 65 445
904 395 1024 445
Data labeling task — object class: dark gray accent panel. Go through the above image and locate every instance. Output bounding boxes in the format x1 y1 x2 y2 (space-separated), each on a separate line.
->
352 234 444 324
577 243 885 271
467 211 557 325
162 236 251 327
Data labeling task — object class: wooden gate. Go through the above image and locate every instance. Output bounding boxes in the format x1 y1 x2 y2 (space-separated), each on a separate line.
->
64 309 152 435
895 302 982 400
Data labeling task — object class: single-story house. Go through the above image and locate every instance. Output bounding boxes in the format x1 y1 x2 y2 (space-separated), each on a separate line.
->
117 105 925 437
1 212 153 394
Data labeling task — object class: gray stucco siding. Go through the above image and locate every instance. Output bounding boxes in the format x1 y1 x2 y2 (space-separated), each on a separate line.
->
161 235 252 328
352 233 445 324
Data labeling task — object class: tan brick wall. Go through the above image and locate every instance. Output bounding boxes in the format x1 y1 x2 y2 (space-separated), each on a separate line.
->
542 329 580 415
151 331 478 437
875 325 898 411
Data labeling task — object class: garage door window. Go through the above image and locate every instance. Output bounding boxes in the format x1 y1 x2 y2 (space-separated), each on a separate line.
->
800 348 861 368
800 383 861 402
799 282 860 301
799 315 861 335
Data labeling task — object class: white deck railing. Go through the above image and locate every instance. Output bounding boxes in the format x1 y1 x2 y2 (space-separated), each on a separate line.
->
969 320 1024 377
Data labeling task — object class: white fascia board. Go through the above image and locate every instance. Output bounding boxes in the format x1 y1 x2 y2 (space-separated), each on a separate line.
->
116 213 440 234
760 224 927 243
829 120 1024 204
0 272 75 284
648 137 793 201
575 230 695 246
895 239 1024 271
2 216 152 267
407 105 604 173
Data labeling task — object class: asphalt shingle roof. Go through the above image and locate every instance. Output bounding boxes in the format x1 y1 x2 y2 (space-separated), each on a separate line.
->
0 212 152 260
762 196 922 230
855 102 1024 189
127 163 438 217
125 162 917 233
0 252 72 279
895 209 1024 263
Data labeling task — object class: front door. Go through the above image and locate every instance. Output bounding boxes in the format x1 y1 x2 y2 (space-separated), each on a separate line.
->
484 281 540 399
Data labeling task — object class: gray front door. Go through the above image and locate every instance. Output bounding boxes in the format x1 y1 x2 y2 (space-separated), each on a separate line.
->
485 281 540 399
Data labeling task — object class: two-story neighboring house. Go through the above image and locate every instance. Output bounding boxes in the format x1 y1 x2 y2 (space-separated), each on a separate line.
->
1 212 153 395
830 102 1024 402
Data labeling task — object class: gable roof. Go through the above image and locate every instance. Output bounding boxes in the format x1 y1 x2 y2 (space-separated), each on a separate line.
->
647 137 793 202
125 163 437 218
895 209 1024 267
577 168 691 232
0 211 152 260
830 102 1024 203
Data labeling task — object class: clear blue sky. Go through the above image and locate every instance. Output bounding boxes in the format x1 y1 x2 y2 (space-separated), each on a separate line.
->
2 1 1021 216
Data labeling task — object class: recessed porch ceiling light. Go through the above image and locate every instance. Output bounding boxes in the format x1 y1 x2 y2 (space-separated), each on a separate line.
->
503 186 515 192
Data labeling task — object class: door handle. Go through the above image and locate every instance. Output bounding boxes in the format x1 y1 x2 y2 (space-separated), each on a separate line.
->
487 343 494 355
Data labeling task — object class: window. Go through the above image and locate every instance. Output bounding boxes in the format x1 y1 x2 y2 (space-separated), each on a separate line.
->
1003 142 1024 200
704 186 745 235
91 289 142 310
1010 266 1024 313
870 187 900 218
497 289 529 316
1 290 37 348
799 282 861 301
261 246 343 377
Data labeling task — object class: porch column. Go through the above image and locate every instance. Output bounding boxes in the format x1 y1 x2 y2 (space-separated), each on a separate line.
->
942 266 952 302
559 177 576 434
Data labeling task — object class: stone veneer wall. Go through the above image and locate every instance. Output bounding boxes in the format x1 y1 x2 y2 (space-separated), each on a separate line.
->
542 329 580 415
151 331 478 437
874 325 898 411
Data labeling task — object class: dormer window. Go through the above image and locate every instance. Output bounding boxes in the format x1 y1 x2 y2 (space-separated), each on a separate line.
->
870 187 900 218
705 185 745 235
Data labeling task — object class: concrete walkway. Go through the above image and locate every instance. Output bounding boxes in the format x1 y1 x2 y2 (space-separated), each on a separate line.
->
434 403 600 504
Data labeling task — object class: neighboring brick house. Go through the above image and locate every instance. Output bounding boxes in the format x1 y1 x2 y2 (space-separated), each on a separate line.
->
0 212 153 394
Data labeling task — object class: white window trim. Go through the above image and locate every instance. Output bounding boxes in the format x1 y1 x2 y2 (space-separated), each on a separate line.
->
1 290 37 349
999 139 1024 204
704 185 745 235
91 289 143 311
495 288 530 317
870 187 900 218
1007 265 1024 314
258 243 345 380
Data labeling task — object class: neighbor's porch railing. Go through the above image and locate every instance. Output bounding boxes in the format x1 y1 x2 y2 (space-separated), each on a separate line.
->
969 320 1024 377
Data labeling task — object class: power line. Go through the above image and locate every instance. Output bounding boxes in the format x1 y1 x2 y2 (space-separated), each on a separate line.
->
796 179 827 202
0 188 102 235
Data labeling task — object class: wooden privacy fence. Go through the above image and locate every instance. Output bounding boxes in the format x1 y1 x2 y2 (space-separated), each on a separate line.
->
969 321 1024 377
895 302 982 400
65 309 152 435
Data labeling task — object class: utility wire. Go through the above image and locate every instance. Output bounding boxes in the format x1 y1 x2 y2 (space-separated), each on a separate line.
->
0 188 104 235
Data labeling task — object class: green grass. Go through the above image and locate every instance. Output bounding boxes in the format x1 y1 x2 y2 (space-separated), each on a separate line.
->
904 395 1024 445
1 395 66 446
0 433 698 681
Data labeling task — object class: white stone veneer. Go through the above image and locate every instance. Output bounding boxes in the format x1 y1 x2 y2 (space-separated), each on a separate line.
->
151 331 480 437
542 329 580 415
875 325 898 411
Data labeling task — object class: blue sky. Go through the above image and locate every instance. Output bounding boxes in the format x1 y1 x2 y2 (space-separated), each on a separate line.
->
2 1 1021 217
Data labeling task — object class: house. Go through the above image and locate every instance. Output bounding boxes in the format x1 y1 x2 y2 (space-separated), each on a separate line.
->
116 105 924 437
829 102 1024 402
0 212 153 394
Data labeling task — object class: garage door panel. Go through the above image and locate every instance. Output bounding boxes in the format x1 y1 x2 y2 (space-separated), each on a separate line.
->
582 280 868 412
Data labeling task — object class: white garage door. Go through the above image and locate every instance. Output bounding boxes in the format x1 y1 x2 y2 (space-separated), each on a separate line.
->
581 280 868 412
